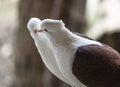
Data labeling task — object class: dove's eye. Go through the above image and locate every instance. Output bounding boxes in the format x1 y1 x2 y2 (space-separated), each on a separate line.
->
44 29 48 32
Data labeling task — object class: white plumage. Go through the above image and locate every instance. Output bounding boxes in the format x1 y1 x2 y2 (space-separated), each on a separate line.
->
27 18 71 86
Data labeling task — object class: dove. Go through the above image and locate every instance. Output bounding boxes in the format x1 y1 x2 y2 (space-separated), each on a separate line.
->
27 18 72 86
37 19 120 87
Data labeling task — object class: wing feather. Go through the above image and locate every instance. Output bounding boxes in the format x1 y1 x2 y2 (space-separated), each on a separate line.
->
72 44 120 87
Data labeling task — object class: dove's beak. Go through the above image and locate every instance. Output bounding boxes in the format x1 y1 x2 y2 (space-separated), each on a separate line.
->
34 29 43 34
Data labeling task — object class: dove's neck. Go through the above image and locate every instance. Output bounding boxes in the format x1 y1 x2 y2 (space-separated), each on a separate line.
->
47 28 76 46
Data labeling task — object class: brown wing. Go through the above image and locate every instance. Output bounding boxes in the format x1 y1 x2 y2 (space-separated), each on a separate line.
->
72 44 120 87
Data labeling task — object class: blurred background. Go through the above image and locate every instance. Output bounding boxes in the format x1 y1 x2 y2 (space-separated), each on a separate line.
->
0 0 120 87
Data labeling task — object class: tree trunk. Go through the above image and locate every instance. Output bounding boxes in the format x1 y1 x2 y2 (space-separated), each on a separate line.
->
13 0 86 87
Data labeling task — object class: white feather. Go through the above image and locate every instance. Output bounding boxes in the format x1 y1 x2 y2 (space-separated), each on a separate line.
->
27 18 71 86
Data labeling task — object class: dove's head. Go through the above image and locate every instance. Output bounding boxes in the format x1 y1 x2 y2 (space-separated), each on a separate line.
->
27 18 42 34
40 19 65 33
39 19 73 42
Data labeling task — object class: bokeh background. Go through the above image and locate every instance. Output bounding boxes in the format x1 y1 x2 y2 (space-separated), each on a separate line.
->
0 0 120 87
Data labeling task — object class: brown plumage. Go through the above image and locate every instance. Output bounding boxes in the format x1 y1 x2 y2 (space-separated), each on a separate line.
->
73 44 120 87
